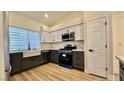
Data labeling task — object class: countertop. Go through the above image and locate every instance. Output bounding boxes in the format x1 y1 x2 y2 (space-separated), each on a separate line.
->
72 49 84 51
10 50 24 54
116 56 124 64
10 48 84 54
10 49 49 54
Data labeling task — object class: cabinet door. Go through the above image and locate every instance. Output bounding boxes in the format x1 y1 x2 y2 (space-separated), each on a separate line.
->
50 32 54 42
41 31 50 42
10 53 22 74
50 50 55 62
55 30 62 42
22 57 33 71
54 32 58 42
58 30 62 42
50 50 59 64
42 51 50 63
41 31 45 42
74 24 84 40
51 31 57 42
45 32 48 42
73 51 84 70
33 56 42 66
54 50 59 63
48 32 52 42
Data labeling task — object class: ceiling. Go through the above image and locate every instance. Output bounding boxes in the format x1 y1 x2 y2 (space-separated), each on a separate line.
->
13 11 74 27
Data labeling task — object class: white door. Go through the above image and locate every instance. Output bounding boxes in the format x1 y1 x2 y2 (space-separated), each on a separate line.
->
88 17 107 78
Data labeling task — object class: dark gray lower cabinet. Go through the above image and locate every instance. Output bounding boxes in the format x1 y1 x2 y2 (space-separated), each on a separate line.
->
22 55 42 71
10 53 23 74
120 62 124 81
50 50 59 64
41 50 50 63
10 50 50 73
73 51 84 71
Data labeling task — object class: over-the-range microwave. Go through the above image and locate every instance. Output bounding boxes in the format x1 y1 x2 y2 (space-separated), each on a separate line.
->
62 32 75 41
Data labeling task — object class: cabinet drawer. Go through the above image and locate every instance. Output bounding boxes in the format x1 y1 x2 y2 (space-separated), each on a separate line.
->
72 51 84 70
73 63 84 69
22 57 34 71
33 56 42 66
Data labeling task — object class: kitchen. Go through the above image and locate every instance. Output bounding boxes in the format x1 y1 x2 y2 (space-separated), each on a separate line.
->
9 11 87 81
0 11 116 81
1 0 124 93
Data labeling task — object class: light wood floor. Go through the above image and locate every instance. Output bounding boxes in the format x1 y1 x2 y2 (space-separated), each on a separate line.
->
10 63 106 81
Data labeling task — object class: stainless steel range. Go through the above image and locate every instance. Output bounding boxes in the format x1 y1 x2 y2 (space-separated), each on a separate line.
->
58 44 76 68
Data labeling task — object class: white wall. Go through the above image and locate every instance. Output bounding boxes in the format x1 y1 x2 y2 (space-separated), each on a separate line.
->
9 12 41 31
0 12 5 80
9 12 50 32
112 12 124 75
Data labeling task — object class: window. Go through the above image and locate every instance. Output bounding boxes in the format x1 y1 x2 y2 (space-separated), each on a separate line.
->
9 27 41 52
28 31 41 49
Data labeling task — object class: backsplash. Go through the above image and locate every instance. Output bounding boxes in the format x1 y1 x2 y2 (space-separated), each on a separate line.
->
41 40 84 50
40 43 51 50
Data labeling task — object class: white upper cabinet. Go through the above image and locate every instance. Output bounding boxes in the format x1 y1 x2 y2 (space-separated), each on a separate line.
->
51 30 62 42
56 30 62 42
74 24 84 40
41 31 45 42
51 31 56 42
41 24 84 43
41 31 51 43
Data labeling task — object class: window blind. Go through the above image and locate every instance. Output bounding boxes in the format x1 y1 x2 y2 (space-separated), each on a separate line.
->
9 27 29 51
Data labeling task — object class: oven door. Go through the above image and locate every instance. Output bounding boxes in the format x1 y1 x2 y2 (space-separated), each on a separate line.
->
59 52 72 67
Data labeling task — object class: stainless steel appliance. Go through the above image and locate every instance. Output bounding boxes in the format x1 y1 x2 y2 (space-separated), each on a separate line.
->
62 32 75 41
58 44 76 68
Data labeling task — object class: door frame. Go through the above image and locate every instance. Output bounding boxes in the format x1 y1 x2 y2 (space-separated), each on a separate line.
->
85 15 113 80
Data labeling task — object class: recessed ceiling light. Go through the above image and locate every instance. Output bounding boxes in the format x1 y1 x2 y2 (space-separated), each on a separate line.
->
44 13 48 18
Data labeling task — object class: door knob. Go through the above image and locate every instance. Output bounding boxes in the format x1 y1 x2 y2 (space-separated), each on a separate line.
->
89 49 94 52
